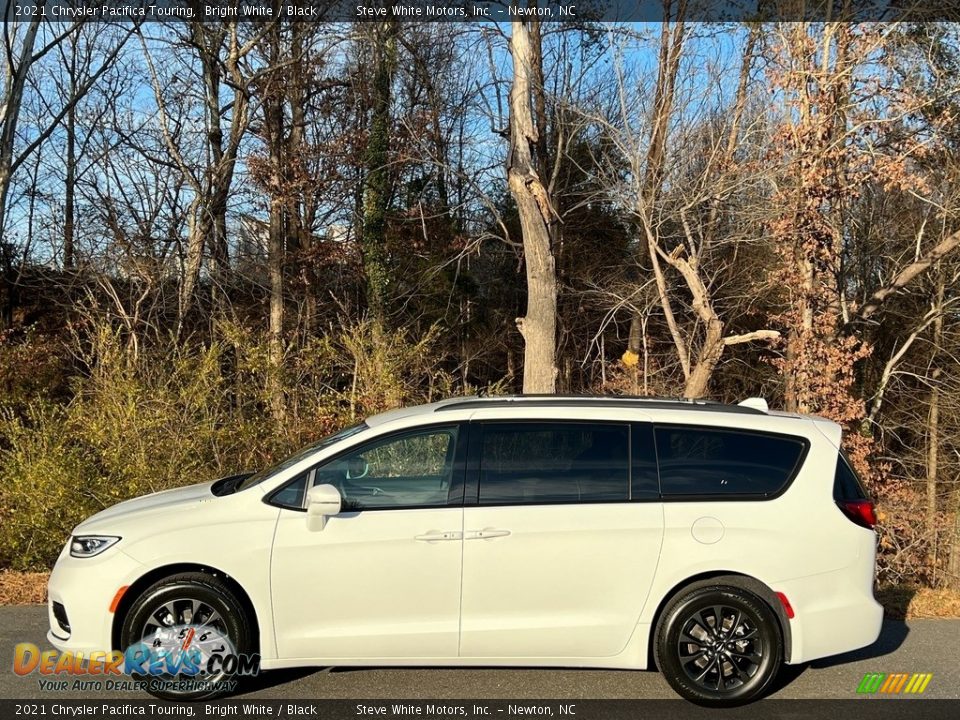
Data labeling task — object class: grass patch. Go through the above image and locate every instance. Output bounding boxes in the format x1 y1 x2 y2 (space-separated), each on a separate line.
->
876 585 960 619
0 569 48 605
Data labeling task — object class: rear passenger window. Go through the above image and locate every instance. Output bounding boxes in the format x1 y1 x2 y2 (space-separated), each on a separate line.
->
478 423 629 504
655 426 807 498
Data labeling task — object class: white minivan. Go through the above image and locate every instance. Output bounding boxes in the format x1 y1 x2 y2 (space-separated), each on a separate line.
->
47 395 883 705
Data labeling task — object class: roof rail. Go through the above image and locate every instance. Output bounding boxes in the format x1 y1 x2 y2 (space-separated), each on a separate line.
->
434 395 767 416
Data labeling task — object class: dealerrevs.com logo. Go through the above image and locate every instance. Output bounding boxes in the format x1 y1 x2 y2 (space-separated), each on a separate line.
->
857 673 934 695
13 625 258 693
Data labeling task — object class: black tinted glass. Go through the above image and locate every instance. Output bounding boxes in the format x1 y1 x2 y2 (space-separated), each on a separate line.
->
270 472 308 509
655 426 806 497
834 452 869 501
478 423 629 504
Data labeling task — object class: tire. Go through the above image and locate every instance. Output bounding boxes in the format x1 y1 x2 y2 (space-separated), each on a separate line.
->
119 572 254 701
655 585 782 706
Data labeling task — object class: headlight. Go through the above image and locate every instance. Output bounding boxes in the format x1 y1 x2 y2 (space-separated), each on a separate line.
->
69 535 121 558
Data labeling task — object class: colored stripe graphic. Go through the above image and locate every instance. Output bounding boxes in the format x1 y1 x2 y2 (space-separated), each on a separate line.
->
857 673 886 693
857 672 932 694
905 673 933 694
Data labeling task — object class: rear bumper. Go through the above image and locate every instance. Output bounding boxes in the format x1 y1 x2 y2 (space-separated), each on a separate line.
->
779 541 883 664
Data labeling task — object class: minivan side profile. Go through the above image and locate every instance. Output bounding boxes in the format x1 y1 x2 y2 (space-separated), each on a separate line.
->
46 395 883 705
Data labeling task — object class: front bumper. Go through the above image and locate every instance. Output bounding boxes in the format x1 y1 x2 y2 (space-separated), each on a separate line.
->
46 540 145 655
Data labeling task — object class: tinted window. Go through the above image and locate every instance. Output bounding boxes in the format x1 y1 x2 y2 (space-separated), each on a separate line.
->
314 427 459 510
478 423 629 505
270 471 308 509
655 426 806 497
833 452 869 501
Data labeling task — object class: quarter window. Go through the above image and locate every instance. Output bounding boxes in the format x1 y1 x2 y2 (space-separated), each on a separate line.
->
833 452 869 501
270 471 309 509
478 423 630 505
655 426 806 498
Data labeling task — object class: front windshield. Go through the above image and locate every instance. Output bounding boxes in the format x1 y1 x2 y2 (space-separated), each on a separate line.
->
237 423 368 492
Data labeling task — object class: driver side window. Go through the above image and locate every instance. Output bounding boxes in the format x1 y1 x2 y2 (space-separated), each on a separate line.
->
315 427 459 511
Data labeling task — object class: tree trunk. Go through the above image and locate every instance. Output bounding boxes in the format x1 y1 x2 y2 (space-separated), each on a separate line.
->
64 35 77 270
508 19 557 394
361 20 397 325
926 377 939 538
949 495 960 591
684 320 725 399
265 19 286 423
178 202 204 335
64 105 76 270
0 18 42 327
926 271 945 570
636 6 689 385
199 39 230 319
288 21 315 338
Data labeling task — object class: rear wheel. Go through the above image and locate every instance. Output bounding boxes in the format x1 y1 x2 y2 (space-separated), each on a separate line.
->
119 572 254 701
655 585 782 706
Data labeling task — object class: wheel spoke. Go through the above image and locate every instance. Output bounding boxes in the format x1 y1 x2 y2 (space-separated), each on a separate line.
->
728 657 748 680
694 655 719 682
730 649 762 665
186 598 200 624
698 609 718 636
717 662 728 691
203 609 223 631
728 608 742 637
152 602 174 627
681 648 709 663
712 606 726 633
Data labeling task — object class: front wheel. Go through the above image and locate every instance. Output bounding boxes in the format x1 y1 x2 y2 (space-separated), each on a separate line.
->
655 585 782 706
119 572 255 701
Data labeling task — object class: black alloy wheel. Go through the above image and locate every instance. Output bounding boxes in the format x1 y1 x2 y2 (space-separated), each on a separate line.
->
656 585 782 706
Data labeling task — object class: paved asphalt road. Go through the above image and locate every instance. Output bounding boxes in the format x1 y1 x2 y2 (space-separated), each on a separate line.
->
1 605 957 700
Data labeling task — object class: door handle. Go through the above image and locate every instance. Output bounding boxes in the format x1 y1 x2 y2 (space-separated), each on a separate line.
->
465 528 511 540
414 531 462 542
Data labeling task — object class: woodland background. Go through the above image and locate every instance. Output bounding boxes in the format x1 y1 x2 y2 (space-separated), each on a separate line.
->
0 11 959 596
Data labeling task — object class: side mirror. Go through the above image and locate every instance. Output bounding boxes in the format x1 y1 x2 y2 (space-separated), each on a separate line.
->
306 484 342 531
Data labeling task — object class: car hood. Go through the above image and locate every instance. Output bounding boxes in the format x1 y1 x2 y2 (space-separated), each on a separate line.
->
73 480 220 534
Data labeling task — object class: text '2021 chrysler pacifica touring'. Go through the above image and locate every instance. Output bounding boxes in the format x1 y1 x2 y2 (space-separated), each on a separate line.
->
47 395 882 705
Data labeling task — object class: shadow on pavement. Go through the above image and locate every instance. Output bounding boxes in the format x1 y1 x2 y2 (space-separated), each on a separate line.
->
807 619 910 668
767 618 909 695
222 620 911 698
229 667 323 695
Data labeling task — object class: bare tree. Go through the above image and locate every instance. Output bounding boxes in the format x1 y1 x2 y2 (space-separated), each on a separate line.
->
508 19 558 393
139 20 268 331
1 10 131 323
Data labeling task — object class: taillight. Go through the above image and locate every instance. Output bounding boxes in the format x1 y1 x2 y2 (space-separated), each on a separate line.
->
838 499 877 530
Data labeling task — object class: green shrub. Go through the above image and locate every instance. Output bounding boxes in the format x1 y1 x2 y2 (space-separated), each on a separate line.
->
0 403 100 569
0 319 483 570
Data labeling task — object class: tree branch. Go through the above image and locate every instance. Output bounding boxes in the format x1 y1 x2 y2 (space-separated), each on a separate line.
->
854 229 960 325
723 330 781 345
